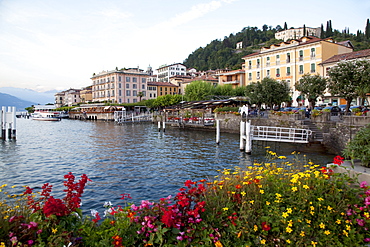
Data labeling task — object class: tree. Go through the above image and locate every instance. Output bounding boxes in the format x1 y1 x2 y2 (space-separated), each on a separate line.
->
303 24 306 36
245 82 264 108
184 80 214 101
366 18 370 40
343 124 370 167
295 74 327 109
328 59 370 112
284 22 288 30
320 24 325 39
137 92 144 102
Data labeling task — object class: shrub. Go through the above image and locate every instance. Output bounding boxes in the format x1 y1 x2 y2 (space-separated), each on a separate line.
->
343 124 370 167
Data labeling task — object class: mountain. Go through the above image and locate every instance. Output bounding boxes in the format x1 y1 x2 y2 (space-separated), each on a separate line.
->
0 92 36 111
0 87 55 105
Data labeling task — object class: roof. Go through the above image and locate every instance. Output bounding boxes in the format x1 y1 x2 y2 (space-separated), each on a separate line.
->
321 49 370 65
147 81 178 87
165 98 248 110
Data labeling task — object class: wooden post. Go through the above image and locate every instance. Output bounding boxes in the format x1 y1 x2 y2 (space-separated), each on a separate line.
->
245 120 252 154
0 107 3 140
240 121 245 150
163 121 166 132
216 119 220 144
158 121 161 132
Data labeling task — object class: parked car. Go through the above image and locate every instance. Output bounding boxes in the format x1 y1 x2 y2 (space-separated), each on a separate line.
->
323 106 341 112
313 106 323 111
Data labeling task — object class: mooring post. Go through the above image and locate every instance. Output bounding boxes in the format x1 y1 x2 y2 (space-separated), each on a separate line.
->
11 106 16 139
216 119 220 144
163 121 166 132
0 107 3 140
240 120 245 150
158 121 161 132
245 120 252 154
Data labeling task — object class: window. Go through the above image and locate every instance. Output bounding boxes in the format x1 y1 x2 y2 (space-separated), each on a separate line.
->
133 90 137 96
112 77 115 82
126 77 130 82
133 84 137 89
142 84 145 89
257 59 260 68
118 83 121 88
126 84 130 89
276 68 280 77
248 61 252 69
119 76 121 82
311 48 316 58
299 65 304 74
299 50 303 61
276 55 280 65
143 91 146 96
311 63 316 73
126 90 131 96
133 77 137 82
257 71 260 79
119 90 121 96
142 78 146 83
133 99 137 103
287 53 291 63
266 57 270 66
112 90 114 97
286 67 291 76
127 99 130 103
248 73 252 80
267 70 270 77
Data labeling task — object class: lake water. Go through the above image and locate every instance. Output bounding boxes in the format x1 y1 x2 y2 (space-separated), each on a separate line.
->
0 118 334 213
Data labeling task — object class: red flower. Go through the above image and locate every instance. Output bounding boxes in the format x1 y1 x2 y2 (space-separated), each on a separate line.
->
184 179 196 188
333 155 344 165
24 186 33 195
112 235 123 247
235 184 242 189
43 196 68 217
261 222 271 231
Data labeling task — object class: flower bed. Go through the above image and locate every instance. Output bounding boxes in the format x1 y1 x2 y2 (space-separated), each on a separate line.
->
1 153 370 246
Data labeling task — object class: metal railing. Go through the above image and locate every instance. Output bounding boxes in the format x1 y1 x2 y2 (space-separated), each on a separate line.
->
251 126 312 143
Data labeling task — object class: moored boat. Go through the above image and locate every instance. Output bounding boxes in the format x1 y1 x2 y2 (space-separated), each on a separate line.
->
31 111 61 121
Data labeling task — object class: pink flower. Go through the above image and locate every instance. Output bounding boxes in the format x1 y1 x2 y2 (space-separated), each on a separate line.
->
356 218 365 226
360 181 369 189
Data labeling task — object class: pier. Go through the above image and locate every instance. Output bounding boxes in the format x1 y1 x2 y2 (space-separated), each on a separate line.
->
1 106 16 140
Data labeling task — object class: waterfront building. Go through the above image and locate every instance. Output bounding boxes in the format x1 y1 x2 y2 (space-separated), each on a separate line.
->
91 67 148 104
320 48 370 106
242 36 353 106
54 88 82 107
157 63 187 83
217 69 246 88
148 81 179 98
275 27 321 41
80 86 92 104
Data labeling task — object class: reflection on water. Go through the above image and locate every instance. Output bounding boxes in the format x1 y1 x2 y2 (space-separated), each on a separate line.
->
0 118 333 211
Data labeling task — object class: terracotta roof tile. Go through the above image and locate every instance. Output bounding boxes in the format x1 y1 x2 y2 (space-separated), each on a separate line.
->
321 49 370 64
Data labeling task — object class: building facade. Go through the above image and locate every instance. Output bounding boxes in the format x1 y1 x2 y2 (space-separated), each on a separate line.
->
242 36 353 106
157 63 187 83
217 69 246 88
91 68 148 104
320 48 370 106
275 27 321 41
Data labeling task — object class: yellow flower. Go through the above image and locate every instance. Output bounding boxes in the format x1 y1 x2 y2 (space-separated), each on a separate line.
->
346 225 351 231
0 242 5 247
259 189 264 194
327 206 333 211
278 156 286 159
241 191 246 196
317 197 324 201
305 219 311 224
219 186 223 189
286 239 291 244
3 215 9 220
286 208 292 214
310 206 315 211
266 201 270 205
254 225 258 231
282 212 289 218
52 228 57 234
215 241 223 247
319 223 325 229
249 200 254 204
324 230 331 235
343 230 349 237
311 241 317 246
364 212 369 218
265 146 270 149
303 185 309 189
300 231 305 237
291 187 297 192
336 219 341 224
222 207 228 211
286 227 293 233
275 193 282 198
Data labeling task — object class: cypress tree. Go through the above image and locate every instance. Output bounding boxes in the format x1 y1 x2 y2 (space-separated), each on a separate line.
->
284 22 288 30
320 24 325 39
366 18 370 39
303 24 306 37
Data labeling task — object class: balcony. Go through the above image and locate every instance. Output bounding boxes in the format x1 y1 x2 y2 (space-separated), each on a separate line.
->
248 65 252 69
299 71 304 74
299 57 303 61
276 61 280 65
266 62 270 67
276 74 280 77
257 64 260 68
286 72 291 76
223 80 240 85
311 70 316 73
286 59 291 63
248 77 252 80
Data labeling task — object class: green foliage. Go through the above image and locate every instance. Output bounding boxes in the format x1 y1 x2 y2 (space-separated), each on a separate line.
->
144 94 182 109
246 78 290 109
25 106 34 113
328 59 370 112
184 80 214 101
213 107 239 113
56 106 75 111
295 74 327 108
343 124 370 167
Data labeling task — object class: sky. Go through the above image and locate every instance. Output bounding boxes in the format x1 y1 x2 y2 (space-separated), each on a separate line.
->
0 0 369 92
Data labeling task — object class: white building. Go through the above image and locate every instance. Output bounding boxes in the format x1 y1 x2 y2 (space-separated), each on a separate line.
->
275 27 321 41
157 63 187 82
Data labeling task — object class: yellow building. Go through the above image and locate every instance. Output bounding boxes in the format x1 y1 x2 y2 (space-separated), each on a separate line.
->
242 36 353 106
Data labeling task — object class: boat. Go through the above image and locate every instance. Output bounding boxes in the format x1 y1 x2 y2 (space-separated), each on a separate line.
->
31 111 62 121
